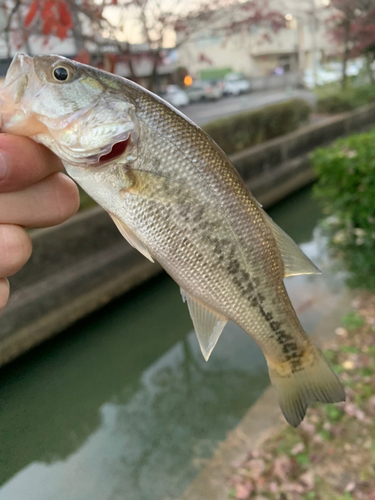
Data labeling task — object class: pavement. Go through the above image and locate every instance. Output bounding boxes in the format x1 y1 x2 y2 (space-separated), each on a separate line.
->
182 89 316 126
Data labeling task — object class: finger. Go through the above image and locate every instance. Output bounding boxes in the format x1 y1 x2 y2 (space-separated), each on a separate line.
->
0 278 10 311
0 134 63 193
0 172 80 228
0 225 32 277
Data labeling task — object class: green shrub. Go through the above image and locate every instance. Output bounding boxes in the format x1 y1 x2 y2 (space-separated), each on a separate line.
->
312 128 375 289
316 83 375 114
203 98 311 155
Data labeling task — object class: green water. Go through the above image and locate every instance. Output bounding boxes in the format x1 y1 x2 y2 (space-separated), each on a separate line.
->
0 186 327 500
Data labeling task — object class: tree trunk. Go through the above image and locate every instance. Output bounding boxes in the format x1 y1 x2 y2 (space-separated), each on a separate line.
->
4 0 21 58
365 52 375 84
341 22 350 90
149 51 161 92
127 57 138 82
67 0 85 52
123 43 138 82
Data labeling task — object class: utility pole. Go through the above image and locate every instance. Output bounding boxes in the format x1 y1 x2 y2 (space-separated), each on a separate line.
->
297 17 305 81
309 0 319 88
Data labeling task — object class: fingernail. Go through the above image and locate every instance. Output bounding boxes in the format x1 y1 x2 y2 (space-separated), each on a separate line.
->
0 152 6 180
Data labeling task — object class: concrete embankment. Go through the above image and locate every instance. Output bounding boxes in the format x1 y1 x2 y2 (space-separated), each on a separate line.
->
1 104 374 367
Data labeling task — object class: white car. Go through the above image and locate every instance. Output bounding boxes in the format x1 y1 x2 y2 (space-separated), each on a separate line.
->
303 68 341 88
185 80 222 102
223 73 250 96
303 60 364 88
159 85 189 107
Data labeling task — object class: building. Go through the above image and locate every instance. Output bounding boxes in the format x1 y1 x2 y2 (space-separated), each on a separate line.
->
176 0 334 80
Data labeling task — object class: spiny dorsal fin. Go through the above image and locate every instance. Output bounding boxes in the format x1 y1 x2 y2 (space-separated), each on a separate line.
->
181 289 227 361
262 211 320 277
109 213 154 263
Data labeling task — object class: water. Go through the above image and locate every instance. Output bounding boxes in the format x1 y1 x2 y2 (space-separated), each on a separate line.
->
0 186 343 500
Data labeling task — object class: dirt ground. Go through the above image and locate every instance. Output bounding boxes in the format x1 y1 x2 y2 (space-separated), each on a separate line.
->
228 293 375 500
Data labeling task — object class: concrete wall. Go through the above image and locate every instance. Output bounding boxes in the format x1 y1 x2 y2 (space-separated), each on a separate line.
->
1 103 375 367
248 73 301 92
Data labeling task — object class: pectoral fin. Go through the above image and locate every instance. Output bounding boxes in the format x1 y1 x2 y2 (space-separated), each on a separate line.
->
123 169 197 207
262 211 320 277
181 289 227 361
109 213 154 263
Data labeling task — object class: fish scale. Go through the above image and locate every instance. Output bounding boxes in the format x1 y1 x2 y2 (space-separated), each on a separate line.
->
0 53 345 427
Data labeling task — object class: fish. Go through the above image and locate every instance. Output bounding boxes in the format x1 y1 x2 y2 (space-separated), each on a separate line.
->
0 53 345 427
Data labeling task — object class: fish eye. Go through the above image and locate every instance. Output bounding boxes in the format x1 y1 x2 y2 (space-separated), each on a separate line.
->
53 66 69 82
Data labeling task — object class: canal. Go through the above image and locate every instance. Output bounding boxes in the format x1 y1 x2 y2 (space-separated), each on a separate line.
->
0 185 344 500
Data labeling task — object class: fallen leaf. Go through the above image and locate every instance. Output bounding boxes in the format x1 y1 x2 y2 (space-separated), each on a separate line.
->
343 360 355 370
299 420 315 434
291 442 305 455
355 409 366 421
247 458 265 479
273 455 292 480
281 482 305 493
345 481 356 492
235 481 253 499
300 471 315 489
345 403 357 417
335 327 348 337
269 482 278 493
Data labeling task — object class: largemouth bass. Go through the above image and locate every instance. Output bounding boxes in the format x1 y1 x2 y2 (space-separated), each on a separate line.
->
0 54 345 427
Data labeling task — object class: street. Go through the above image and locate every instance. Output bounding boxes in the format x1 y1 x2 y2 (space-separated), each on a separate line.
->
181 89 315 126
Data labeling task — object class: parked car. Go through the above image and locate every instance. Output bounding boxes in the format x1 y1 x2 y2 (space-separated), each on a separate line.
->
303 60 365 88
159 85 189 108
185 80 222 102
303 68 340 89
223 73 250 96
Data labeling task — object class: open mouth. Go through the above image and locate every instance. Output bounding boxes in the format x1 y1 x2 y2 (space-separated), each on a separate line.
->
98 137 130 164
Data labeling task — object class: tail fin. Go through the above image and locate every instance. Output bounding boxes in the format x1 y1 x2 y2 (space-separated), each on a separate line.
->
267 347 345 427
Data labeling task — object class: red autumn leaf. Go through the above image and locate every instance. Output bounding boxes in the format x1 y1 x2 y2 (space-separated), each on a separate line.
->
41 0 55 19
24 0 39 27
56 25 68 39
41 17 55 35
59 1 73 28
74 49 91 64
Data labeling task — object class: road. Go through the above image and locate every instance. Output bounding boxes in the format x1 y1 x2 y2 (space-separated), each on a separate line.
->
181 89 315 126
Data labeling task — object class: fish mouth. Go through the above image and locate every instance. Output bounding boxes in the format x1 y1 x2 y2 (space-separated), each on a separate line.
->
97 137 131 164
80 133 134 168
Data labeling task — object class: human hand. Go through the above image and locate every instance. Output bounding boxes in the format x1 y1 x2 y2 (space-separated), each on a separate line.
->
0 134 80 312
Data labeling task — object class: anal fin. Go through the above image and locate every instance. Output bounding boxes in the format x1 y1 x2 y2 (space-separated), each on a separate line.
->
109 213 154 263
181 289 227 361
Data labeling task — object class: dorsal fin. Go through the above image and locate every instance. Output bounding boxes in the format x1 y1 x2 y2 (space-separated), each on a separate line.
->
181 289 227 361
262 211 320 277
109 213 154 263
